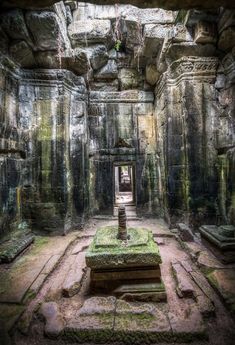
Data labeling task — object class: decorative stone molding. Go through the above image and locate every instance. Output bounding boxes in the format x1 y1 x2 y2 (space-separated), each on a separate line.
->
0 55 87 96
156 56 218 97
221 51 235 80
169 56 218 79
20 69 87 96
90 90 154 103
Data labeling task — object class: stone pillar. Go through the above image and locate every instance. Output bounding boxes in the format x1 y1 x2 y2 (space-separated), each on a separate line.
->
19 70 88 233
155 57 218 226
117 205 128 241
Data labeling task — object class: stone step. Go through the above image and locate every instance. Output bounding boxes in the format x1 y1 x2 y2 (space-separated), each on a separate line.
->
63 297 208 344
114 281 167 302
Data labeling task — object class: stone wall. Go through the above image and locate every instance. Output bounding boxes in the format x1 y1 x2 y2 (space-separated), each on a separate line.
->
88 90 159 216
0 58 24 237
19 69 88 233
155 57 219 226
215 10 235 226
0 56 88 236
0 2 235 236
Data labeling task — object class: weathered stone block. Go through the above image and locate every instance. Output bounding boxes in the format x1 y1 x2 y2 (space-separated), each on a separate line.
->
87 45 109 70
199 225 235 263
94 60 118 80
68 19 112 47
9 41 36 68
143 24 171 57
177 223 194 242
86 226 161 270
26 11 66 51
172 24 193 42
124 7 176 25
89 80 119 91
145 64 160 86
119 68 140 90
0 233 34 263
194 21 217 44
40 302 65 338
0 9 33 47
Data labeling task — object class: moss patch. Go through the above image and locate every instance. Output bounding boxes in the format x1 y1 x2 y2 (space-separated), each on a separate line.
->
86 226 161 269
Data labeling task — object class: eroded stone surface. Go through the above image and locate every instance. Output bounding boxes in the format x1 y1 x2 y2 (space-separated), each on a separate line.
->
26 11 67 51
68 19 112 47
172 261 195 298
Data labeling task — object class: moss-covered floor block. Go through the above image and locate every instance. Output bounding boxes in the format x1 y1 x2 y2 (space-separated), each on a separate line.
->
85 226 161 270
63 297 208 344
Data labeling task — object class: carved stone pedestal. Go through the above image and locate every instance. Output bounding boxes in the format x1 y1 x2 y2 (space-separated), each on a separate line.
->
199 225 235 263
85 226 166 301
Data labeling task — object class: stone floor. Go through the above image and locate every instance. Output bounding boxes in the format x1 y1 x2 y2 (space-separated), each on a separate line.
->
1 218 235 345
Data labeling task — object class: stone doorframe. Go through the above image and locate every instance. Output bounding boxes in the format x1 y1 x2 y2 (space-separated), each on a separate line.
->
113 161 136 207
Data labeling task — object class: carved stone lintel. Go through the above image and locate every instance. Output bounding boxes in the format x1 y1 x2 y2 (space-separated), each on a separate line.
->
155 56 219 97
169 56 218 79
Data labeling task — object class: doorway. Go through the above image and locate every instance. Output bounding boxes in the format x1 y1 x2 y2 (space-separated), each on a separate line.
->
114 163 135 206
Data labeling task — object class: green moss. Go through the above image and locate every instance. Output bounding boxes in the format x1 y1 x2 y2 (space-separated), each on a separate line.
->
86 226 161 269
207 270 219 291
88 226 159 255
22 288 37 304
175 10 188 24
63 326 113 344
32 236 49 251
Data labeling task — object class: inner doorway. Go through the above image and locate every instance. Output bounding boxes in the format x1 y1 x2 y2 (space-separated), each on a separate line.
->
114 163 135 206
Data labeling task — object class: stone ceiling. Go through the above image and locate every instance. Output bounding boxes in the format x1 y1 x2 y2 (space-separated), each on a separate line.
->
0 0 235 10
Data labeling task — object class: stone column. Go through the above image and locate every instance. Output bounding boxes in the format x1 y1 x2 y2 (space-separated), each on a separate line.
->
117 205 128 241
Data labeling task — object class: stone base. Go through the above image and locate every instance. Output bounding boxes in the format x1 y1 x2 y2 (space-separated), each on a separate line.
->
199 225 235 263
201 238 235 264
90 265 162 296
114 281 167 302
86 226 163 295
86 226 162 270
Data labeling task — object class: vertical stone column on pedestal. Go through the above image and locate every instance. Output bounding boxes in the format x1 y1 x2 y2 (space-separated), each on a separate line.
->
117 205 128 241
